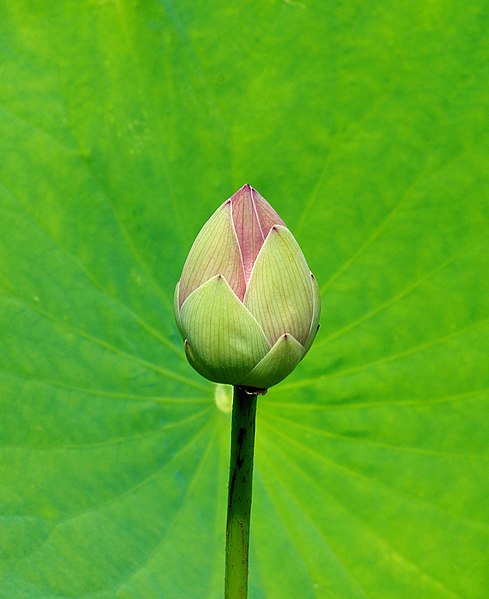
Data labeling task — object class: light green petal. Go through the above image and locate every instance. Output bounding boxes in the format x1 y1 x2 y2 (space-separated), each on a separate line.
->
238 333 304 389
174 279 184 338
184 339 215 382
302 272 321 357
178 202 245 305
244 226 313 345
179 275 270 384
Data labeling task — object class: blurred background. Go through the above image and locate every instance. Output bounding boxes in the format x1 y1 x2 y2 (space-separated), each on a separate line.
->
0 1 488 597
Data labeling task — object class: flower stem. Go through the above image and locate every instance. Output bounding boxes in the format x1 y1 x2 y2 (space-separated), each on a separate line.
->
225 385 258 599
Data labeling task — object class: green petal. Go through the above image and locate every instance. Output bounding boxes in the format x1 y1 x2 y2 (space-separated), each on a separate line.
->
184 339 215 382
174 279 184 338
178 201 246 305
244 226 313 345
302 272 321 356
179 275 270 384
238 333 304 389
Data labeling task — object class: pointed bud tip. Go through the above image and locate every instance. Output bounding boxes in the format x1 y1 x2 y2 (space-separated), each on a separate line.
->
231 183 254 199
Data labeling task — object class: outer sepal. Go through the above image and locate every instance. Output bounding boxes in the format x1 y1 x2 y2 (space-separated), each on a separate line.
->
178 201 246 306
174 279 184 338
302 272 321 356
184 339 215 382
179 275 270 384
238 333 304 389
244 226 313 346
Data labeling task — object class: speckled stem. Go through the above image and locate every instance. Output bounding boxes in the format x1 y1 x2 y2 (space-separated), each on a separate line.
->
224 386 258 599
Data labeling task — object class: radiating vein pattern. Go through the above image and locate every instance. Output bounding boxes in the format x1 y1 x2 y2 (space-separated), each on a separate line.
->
1 0 488 597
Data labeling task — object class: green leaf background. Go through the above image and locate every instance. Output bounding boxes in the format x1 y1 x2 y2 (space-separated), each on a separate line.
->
1 1 488 597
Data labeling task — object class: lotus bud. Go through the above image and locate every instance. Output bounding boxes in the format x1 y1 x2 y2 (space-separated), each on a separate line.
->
174 184 320 390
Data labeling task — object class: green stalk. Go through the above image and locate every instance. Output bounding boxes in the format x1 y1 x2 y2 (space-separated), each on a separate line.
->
225 385 258 599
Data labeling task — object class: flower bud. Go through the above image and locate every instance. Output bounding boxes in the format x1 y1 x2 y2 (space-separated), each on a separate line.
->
174 184 320 389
